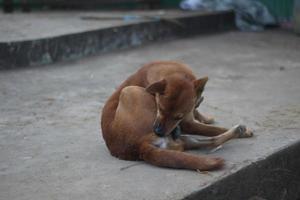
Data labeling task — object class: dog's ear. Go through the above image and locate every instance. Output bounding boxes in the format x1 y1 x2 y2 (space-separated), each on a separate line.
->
194 76 208 95
146 79 167 95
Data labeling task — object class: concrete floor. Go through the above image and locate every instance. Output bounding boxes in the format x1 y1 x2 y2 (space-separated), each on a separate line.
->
1 30 300 200
0 10 208 42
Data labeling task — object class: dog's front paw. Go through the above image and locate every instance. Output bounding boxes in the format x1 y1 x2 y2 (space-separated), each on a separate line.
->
234 125 254 138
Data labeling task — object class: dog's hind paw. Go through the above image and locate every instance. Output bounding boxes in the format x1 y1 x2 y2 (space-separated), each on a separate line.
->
203 157 225 170
234 125 254 138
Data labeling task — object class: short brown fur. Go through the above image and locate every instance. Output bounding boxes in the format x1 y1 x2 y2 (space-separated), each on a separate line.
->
101 61 253 171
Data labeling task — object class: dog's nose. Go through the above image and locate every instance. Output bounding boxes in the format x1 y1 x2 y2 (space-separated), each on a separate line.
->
153 124 164 137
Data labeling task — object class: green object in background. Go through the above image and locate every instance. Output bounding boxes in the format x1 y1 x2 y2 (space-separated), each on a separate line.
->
294 0 300 33
0 0 142 10
258 0 295 21
160 0 181 8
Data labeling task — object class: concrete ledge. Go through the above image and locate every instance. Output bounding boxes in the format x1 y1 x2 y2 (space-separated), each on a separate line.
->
0 10 235 69
185 141 300 200
1 31 299 200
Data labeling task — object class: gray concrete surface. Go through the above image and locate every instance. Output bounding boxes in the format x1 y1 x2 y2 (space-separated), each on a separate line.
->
1 30 300 200
0 10 214 42
0 10 234 68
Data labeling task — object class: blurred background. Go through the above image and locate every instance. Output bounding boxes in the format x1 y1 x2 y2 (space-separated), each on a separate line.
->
0 0 296 22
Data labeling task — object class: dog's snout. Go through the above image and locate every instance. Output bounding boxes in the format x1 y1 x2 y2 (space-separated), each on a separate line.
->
153 122 164 137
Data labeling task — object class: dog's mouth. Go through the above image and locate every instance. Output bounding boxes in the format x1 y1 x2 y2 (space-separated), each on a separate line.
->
153 119 165 137
153 120 181 138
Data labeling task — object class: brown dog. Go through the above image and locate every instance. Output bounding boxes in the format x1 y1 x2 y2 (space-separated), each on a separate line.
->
101 61 253 170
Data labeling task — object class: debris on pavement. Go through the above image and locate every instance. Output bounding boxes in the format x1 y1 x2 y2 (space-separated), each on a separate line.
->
180 0 277 31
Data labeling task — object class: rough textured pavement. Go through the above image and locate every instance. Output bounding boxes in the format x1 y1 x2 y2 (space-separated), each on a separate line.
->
0 10 234 68
1 30 300 200
0 10 209 42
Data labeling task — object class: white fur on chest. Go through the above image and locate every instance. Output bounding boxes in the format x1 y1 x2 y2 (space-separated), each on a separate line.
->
153 137 169 149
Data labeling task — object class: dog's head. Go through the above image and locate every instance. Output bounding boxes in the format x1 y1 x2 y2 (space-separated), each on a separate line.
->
146 75 208 137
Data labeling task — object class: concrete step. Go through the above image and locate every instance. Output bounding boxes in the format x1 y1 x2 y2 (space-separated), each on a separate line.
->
0 30 300 200
0 10 235 69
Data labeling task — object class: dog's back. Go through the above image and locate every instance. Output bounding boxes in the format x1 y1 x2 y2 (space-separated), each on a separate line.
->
101 61 253 170
101 61 197 160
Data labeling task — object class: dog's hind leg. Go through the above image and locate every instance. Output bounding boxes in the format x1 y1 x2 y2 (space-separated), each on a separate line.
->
181 119 253 138
194 110 215 124
139 141 224 171
180 125 251 150
181 120 228 136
